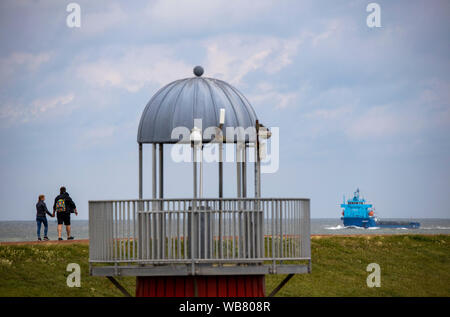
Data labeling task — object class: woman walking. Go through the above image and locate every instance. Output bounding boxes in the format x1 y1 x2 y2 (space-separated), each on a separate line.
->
36 194 53 241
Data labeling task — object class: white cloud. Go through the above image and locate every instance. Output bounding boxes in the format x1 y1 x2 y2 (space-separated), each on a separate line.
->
311 19 345 47
0 102 21 121
249 83 298 109
0 93 75 123
75 33 302 93
300 89 418 140
204 35 302 84
0 52 51 83
146 0 273 32
76 45 191 92
75 116 139 150
80 3 127 35
346 79 450 140
74 126 116 149
300 82 450 141
84 126 115 139
345 105 403 139
306 105 353 120
252 91 296 109
30 93 75 116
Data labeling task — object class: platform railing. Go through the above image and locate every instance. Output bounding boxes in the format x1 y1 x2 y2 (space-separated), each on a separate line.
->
89 198 310 273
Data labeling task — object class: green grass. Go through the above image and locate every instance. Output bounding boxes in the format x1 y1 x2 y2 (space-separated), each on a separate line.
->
267 234 450 296
0 234 449 297
0 243 135 296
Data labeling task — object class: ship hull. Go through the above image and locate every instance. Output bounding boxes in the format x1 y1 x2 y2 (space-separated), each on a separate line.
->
341 217 377 228
375 220 420 229
341 217 420 229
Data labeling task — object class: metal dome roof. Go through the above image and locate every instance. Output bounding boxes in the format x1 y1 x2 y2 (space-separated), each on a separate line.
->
137 67 258 144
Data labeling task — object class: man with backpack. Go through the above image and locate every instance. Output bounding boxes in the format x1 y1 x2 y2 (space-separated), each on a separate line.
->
53 186 78 240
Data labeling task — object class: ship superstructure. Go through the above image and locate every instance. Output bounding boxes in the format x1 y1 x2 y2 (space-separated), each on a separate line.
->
340 188 420 229
340 188 376 227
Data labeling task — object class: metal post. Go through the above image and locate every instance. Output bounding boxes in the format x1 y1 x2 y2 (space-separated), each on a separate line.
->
236 142 242 258
255 121 261 198
138 144 143 260
255 120 262 257
236 143 242 198
268 274 295 297
242 144 247 198
139 143 143 199
219 143 223 198
242 143 248 258
218 141 223 259
159 144 163 199
193 146 197 199
191 144 197 264
158 143 164 259
152 144 157 199
106 276 132 297
151 143 157 260
199 145 203 198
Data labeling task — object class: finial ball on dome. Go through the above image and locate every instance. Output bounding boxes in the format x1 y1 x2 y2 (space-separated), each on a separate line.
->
193 66 204 77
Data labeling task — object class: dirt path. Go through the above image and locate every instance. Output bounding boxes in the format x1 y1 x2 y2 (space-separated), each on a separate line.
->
1 233 440 246
0 239 89 246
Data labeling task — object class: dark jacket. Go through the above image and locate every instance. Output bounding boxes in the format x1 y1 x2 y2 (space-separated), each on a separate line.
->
53 192 76 213
36 200 52 218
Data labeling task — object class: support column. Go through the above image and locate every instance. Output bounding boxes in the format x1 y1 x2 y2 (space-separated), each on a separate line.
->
236 143 242 198
242 143 248 258
242 144 247 198
191 143 198 260
152 144 157 199
151 143 157 256
199 145 203 198
236 142 243 257
254 121 261 198
218 141 223 259
159 144 163 199
138 143 144 259
219 143 223 198
254 120 262 258
158 143 164 259
193 146 197 198
139 143 143 199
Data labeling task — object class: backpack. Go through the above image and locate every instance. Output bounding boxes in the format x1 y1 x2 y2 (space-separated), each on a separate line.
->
55 198 66 212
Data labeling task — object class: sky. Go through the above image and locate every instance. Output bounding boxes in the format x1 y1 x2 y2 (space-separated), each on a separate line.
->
0 0 449 220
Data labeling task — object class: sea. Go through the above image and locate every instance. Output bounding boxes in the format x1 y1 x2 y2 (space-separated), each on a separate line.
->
0 218 449 242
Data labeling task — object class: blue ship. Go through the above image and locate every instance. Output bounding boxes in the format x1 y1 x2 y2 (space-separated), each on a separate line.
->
340 188 420 229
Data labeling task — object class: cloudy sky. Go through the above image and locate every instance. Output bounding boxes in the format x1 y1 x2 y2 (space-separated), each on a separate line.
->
0 0 449 220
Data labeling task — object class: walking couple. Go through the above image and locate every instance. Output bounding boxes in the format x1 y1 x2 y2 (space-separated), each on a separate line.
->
35 186 78 241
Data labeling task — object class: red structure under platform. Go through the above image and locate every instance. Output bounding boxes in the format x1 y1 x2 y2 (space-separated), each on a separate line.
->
136 275 265 297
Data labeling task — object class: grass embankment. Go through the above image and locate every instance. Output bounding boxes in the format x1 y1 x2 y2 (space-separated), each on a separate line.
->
0 235 449 297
